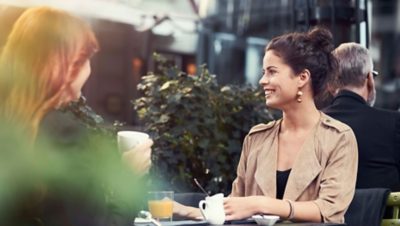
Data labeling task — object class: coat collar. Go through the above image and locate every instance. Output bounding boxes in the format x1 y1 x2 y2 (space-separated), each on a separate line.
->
333 90 367 105
284 125 322 200
253 116 324 200
254 120 280 197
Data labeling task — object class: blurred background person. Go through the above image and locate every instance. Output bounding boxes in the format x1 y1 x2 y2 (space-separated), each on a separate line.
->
0 6 152 172
0 6 152 225
325 42 400 191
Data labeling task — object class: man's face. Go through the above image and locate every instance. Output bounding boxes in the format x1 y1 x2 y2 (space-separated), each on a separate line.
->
367 86 376 106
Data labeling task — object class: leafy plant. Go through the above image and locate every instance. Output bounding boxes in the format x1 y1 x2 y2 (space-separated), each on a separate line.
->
0 121 145 225
134 53 275 194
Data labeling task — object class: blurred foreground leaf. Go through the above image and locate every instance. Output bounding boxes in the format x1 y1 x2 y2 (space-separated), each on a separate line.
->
0 120 145 225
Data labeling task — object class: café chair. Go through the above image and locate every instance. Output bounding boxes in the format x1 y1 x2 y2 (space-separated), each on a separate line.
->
381 192 400 226
345 188 390 226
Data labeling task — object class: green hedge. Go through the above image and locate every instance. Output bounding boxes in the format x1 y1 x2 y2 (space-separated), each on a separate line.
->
134 54 275 194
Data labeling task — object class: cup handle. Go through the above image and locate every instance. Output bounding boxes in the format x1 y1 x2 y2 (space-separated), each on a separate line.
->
198 200 207 220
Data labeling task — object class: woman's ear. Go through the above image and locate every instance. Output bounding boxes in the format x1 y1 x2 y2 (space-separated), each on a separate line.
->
297 69 311 88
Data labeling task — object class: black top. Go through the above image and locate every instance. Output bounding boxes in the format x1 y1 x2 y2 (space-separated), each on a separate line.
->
324 90 400 191
35 110 137 226
276 169 291 199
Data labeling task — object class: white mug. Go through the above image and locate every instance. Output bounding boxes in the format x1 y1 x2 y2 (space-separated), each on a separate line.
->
117 131 149 153
199 193 225 225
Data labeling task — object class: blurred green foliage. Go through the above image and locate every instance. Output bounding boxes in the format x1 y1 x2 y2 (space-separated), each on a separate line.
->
134 53 275 194
0 119 145 225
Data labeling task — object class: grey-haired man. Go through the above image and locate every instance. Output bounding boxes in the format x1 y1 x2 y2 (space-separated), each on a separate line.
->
324 42 400 191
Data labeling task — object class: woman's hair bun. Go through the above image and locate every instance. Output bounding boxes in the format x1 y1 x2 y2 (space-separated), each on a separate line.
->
307 27 335 53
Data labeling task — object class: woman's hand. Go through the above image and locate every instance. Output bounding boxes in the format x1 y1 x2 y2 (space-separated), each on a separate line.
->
122 138 153 175
173 201 203 220
224 196 263 221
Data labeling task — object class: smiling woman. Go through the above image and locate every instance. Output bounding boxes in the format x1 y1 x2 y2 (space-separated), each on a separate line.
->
225 27 358 224
174 27 358 224
261 51 302 109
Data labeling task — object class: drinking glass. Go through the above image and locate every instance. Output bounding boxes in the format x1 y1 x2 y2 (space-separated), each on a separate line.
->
148 191 174 221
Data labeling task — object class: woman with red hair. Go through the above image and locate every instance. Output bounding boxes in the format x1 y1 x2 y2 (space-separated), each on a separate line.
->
0 7 152 225
0 6 98 139
0 6 152 170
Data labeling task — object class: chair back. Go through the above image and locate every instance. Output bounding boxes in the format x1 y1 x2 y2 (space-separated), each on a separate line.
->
345 188 390 226
381 192 400 226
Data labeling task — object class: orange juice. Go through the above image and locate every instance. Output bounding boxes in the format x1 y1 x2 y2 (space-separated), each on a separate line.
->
148 200 173 218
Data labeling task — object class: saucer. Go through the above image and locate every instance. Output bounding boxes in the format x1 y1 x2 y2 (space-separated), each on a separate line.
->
252 215 280 226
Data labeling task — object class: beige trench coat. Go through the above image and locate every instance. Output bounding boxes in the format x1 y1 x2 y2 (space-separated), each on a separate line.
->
230 112 358 223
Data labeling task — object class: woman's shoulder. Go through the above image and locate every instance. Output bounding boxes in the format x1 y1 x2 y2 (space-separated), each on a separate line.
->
38 109 89 148
318 113 357 150
248 120 280 135
320 112 353 134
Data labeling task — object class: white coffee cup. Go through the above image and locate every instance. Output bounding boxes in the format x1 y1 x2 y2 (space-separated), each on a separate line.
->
199 193 225 225
117 131 149 153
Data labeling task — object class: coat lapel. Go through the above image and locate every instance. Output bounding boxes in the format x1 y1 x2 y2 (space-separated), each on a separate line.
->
284 124 322 201
254 121 280 197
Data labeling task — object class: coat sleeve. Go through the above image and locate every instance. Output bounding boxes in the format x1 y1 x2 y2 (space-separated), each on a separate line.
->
230 135 251 197
395 114 400 179
313 129 358 223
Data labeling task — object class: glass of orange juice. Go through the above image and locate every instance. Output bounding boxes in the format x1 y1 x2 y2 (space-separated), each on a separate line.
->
148 191 174 221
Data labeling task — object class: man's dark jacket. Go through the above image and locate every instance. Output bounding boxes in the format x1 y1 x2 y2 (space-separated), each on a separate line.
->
324 90 400 190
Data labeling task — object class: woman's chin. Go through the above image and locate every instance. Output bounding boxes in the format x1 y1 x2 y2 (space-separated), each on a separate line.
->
69 93 81 103
266 100 277 108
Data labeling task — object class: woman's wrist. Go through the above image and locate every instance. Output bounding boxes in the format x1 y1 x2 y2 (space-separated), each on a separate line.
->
284 199 295 220
252 196 293 219
252 196 272 214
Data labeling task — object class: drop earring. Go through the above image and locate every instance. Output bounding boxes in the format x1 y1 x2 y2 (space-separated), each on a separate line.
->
296 90 303 103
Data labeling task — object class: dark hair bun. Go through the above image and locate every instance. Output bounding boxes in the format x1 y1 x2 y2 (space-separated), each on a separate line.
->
307 27 335 53
265 26 338 100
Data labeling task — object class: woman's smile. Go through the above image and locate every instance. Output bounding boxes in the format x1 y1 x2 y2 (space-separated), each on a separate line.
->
264 88 275 98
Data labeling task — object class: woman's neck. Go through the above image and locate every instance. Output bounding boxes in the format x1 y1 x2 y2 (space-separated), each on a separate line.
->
280 99 320 133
